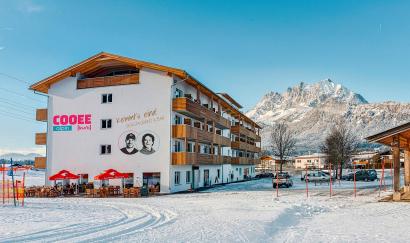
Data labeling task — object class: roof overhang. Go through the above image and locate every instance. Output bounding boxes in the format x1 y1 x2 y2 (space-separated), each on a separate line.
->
365 121 410 149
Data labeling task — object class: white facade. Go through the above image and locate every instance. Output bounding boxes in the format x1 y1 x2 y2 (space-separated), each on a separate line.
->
294 153 327 169
44 66 257 193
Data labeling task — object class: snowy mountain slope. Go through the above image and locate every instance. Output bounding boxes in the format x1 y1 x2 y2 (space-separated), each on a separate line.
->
247 79 410 152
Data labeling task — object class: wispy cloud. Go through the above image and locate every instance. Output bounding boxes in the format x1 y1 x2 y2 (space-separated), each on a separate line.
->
0 47 5 51
2 27 13 31
18 0 44 13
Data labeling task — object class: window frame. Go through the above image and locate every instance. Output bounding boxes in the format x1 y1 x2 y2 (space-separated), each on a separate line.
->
100 144 111 155
186 171 191 184
101 93 113 104
175 171 181 185
101 119 112 129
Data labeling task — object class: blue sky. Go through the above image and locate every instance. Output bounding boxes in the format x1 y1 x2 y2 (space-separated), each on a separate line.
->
0 0 409 154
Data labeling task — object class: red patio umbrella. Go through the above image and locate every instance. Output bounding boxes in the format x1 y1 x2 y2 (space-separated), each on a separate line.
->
94 169 130 180
49 170 80 180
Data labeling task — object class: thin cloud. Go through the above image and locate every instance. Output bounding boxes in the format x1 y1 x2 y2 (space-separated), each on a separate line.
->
0 47 5 51
18 0 44 13
2 27 13 31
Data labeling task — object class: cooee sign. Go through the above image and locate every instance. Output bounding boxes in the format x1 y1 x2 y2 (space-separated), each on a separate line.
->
53 114 92 132
53 114 91 125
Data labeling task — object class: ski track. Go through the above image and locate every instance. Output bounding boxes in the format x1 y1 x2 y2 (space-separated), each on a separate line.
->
0 201 177 243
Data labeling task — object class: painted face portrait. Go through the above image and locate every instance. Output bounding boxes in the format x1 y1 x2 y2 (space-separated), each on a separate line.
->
140 133 156 155
121 133 138 155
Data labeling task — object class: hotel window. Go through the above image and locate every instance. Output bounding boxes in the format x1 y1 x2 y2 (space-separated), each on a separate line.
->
187 143 194 153
175 171 181 185
186 171 191 184
101 119 112 129
102 93 112 104
174 140 182 152
174 115 182 125
100 145 111 155
175 88 184 98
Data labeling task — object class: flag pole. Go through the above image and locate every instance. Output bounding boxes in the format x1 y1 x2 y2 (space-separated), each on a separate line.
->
10 158 16 206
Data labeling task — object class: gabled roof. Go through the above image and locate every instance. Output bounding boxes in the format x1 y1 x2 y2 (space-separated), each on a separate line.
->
30 52 261 129
30 52 186 94
365 121 410 149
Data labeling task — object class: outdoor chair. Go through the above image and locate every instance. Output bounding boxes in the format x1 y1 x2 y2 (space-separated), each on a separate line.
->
85 189 92 197
123 188 130 197
92 189 99 198
129 187 140 197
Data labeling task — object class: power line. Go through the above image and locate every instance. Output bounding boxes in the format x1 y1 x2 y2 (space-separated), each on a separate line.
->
0 110 33 123
0 72 32 85
0 97 38 110
0 86 44 103
0 107 33 121
0 101 34 116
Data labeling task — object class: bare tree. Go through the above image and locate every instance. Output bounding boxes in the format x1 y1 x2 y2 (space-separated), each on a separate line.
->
270 121 297 172
321 120 359 177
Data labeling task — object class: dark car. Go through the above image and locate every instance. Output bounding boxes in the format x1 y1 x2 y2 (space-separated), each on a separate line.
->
272 175 293 188
343 170 377 181
255 172 273 178
277 172 291 179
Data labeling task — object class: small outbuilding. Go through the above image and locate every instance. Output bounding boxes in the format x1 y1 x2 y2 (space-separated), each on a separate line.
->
366 122 410 201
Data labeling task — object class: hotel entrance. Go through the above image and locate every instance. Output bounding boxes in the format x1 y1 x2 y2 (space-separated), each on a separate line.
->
143 172 160 193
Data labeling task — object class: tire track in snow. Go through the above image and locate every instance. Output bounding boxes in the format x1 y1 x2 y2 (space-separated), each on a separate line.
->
0 201 177 243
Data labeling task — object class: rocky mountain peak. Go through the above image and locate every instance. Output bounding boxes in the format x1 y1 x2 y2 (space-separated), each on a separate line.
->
246 79 410 153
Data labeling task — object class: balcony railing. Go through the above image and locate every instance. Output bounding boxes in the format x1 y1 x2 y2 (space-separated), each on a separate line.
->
171 152 232 165
231 124 260 141
36 108 47 122
231 140 261 153
231 157 260 165
35 133 47 145
172 125 231 147
77 73 139 89
34 157 46 169
173 97 231 128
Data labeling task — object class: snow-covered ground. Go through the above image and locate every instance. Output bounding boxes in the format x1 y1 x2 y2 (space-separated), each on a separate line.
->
1 170 410 242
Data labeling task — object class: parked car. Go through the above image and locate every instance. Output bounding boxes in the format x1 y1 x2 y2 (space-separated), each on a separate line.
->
302 171 331 183
255 172 273 178
277 172 291 178
343 170 378 181
272 174 293 188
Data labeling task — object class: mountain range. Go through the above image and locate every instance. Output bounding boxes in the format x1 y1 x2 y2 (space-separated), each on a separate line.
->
246 79 410 153
0 153 42 161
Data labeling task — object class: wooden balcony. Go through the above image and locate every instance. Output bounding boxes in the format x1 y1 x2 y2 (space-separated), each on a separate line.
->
36 108 47 122
231 141 261 153
77 73 139 89
213 133 231 147
172 152 197 165
172 125 213 143
231 125 260 140
172 152 231 165
231 157 248 165
172 97 231 128
35 133 47 145
231 157 260 165
34 157 46 169
172 125 231 147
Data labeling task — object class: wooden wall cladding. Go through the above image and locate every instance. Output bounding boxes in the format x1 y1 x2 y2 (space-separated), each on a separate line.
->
77 73 139 89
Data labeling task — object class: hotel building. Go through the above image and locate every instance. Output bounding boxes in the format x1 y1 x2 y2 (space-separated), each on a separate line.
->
30 52 262 193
